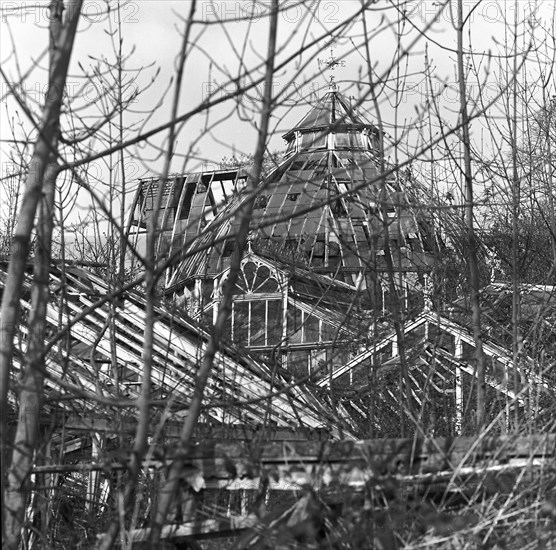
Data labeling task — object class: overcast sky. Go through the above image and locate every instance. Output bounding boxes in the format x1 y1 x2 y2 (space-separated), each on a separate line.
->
1 1 554 202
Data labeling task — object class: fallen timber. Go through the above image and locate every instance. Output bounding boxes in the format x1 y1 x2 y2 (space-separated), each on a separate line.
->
50 433 556 546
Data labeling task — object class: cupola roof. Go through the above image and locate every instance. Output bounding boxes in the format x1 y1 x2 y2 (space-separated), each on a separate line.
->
282 90 375 141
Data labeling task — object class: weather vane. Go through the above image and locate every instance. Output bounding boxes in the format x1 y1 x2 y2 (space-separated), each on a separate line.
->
317 44 346 91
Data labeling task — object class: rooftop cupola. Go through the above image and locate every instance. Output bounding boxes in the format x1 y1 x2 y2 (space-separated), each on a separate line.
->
283 88 382 156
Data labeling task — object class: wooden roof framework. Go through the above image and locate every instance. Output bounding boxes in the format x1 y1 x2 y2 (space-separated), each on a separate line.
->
2 264 354 440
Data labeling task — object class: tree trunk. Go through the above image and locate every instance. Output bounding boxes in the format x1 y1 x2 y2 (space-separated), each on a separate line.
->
4 165 58 548
456 0 487 431
1 1 82 545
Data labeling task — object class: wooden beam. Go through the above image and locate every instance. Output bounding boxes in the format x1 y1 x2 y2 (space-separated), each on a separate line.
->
32 433 556 479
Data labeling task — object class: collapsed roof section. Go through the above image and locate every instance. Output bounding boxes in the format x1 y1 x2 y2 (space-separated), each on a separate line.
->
128 168 249 268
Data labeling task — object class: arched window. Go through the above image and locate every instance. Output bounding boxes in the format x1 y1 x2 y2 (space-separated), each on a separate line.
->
225 261 283 348
235 261 279 294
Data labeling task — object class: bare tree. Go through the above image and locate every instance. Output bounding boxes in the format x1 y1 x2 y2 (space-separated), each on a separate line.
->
2 1 556 547
1 3 82 546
